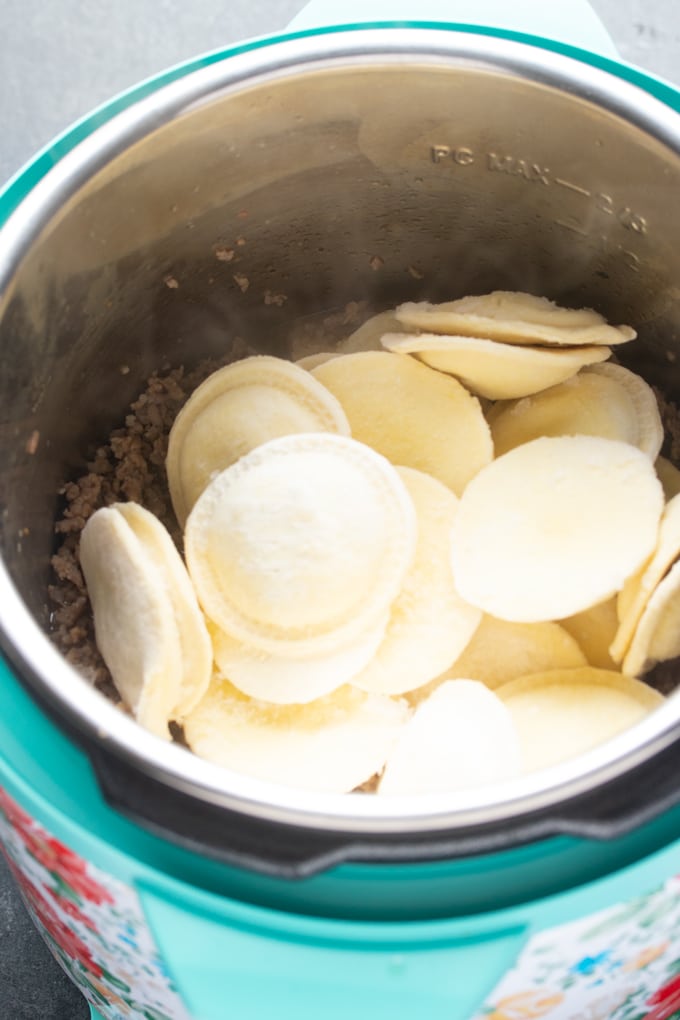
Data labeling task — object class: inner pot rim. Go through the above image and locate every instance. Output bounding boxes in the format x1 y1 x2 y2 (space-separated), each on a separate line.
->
2 24 680 838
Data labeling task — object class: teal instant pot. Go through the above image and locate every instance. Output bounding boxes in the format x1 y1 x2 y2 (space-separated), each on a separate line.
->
2 2 680 1018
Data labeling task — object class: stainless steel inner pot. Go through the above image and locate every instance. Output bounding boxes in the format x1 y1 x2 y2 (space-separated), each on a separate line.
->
3 27 680 870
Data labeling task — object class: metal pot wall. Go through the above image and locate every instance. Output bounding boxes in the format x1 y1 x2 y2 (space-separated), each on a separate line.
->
2 25 680 876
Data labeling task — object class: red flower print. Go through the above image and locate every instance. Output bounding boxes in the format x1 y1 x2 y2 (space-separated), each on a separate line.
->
0 788 113 906
48 887 98 931
7 860 103 977
645 972 680 1020
23 834 114 905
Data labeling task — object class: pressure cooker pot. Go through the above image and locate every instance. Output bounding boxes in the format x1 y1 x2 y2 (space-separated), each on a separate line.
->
2 7 680 1020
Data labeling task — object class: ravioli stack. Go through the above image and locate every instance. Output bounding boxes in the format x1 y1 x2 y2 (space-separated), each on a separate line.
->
79 291 674 797
382 291 632 400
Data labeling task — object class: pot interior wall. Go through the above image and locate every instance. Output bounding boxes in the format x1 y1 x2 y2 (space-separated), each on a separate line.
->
2 57 680 654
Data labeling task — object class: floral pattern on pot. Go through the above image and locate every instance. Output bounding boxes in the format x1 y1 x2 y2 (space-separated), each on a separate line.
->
0 786 191 1020
474 873 680 1020
2 784 680 1019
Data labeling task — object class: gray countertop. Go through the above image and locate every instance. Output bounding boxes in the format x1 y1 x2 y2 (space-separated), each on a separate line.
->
1 1 678 1017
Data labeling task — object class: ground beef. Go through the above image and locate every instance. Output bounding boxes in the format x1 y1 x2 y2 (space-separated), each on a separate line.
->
48 360 226 700
655 386 680 465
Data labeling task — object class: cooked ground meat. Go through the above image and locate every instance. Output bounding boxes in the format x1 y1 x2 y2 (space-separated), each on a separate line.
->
48 360 226 701
655 386 680 465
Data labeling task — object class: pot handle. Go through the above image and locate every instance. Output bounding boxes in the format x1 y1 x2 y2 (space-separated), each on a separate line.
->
137 878 528 1020
287 0 619 58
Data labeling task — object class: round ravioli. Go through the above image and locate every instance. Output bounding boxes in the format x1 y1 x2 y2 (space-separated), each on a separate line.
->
183 677 410 793
611 493 680 664
112 502 212 718
352 468 481 696
381 332 611 401
450 436 664 622
622 561 680 677
312 351 492 494
211 617 388 704
378 680 521 795
489 363 663 459
395 292 635 347
185 433 417 656
497 667 664 772
166 355 350 525
80 504 205 739
589 363 664 458
409 616 586 705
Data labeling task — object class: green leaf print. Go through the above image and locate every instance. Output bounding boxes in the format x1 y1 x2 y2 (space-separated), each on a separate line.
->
52 873 81 903
100 967 132 992
142 1007 175 1020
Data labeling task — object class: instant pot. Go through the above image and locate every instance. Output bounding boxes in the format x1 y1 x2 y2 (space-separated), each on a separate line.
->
2 2 680 1017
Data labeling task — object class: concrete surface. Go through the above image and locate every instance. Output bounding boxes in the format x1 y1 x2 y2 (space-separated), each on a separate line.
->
0 1 678 1017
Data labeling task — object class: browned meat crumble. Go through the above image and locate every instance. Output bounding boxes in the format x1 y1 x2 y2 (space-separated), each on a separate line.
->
48 361 226 702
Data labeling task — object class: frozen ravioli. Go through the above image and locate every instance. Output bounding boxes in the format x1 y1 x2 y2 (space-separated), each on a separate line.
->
381 332 611 400
79 502 212 738
488 363 663 459
210 617 388 704
622 562 680 677
73 290 672 797
312 350 493 494
379 680 521 795
409 616 586 704
450 436 664 622
497 667 664 772
183 677 410 793
395 291 636 347
612 493 680 665
351 467 482 696
185 433 417 657
166 355 350 525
